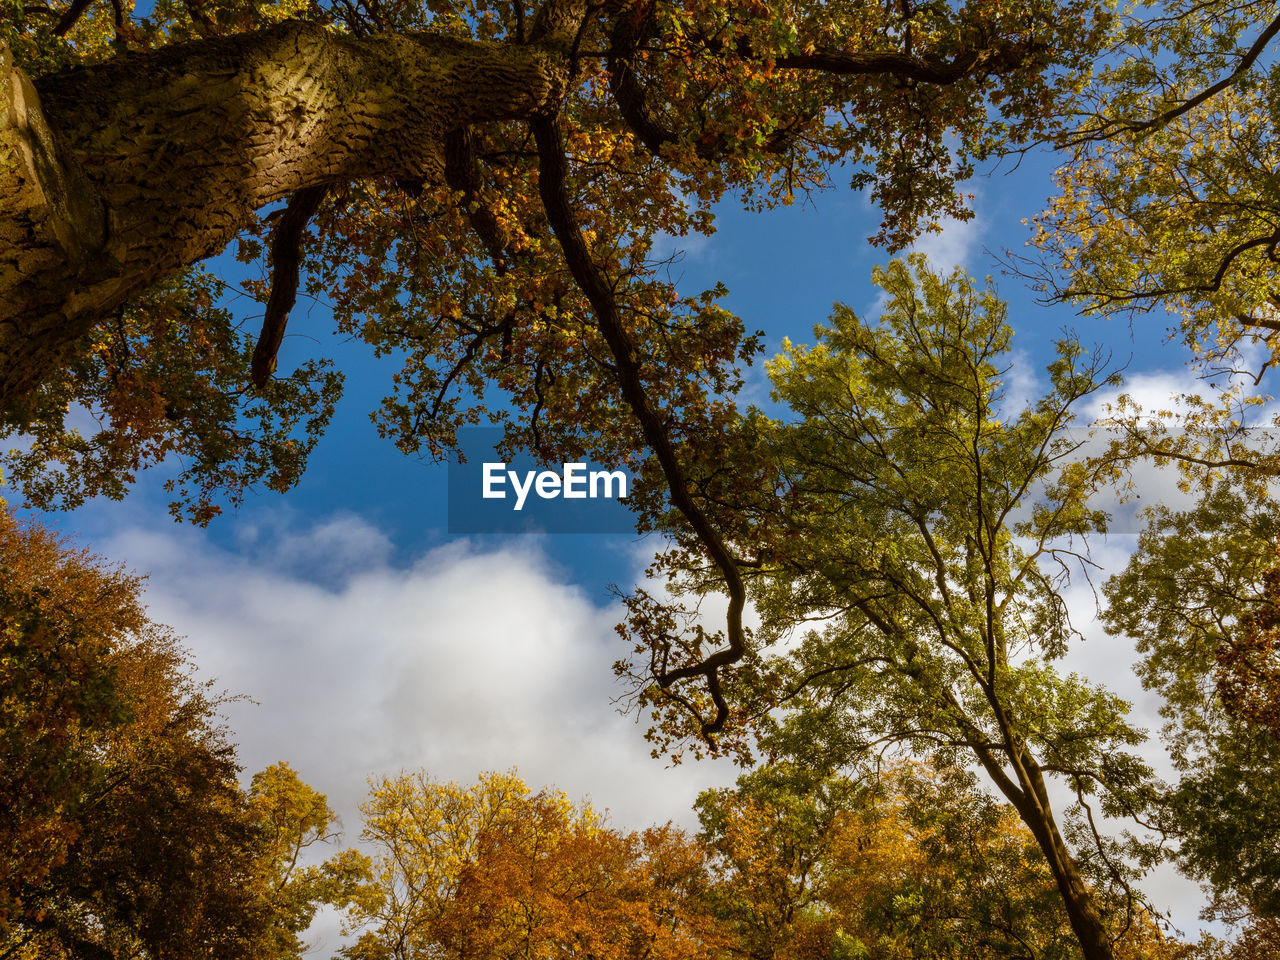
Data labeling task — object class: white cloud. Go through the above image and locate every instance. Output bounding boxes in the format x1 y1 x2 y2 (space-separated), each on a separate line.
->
233 511 395 585
650 228 714 266
858 203 985 319
907 209 983 271
89 516 740 953
97 519 738 831
1000 347 1043 417
1073 367 1280 531
1083 370 1202 424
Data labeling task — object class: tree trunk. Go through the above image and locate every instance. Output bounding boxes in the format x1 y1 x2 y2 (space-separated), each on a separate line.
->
0 21 568 413
983 742 1118 960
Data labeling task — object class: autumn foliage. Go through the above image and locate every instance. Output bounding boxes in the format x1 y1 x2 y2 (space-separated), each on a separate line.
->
3 0 1280 955
333 762 1191 960
344 770 727 960
1216 561 1280 736
0 510 363 960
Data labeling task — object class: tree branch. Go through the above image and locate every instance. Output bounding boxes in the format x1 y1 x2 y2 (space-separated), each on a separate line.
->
53 0 95 36
251 184 328 388
443 127 512 271
1125 14 1280 134
773 45 1017 83
533 110 746 737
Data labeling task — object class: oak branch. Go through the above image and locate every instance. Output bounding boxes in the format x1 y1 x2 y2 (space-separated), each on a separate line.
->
0 20 567 409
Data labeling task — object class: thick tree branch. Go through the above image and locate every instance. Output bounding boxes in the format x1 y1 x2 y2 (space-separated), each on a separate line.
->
0 21 571 413
443 127 512 270
530 0 591 48
182 0 218 35
53 0 95 36
605 6 675 156
608 25 1043 160
773 44 1025 82
251 184 328 388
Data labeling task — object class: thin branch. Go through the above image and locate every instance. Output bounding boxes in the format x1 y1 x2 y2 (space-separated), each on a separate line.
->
533 111 746 738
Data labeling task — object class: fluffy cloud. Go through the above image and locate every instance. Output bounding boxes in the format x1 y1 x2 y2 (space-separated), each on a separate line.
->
907 206 984 270
97 518 739 831
86 515 743 953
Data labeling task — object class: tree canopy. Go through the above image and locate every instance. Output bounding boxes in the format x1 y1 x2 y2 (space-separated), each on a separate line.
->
0 509 366 960
1034 0 1280 362
335 762 1190 960
694 760 1088 960
618 257 1164 960
1103 481 1280 923
1 0 1109 527
343 769 726 960
6 0 1280 955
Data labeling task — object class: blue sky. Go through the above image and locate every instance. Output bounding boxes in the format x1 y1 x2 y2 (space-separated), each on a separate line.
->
15 126 1225 945
58 140 1189 575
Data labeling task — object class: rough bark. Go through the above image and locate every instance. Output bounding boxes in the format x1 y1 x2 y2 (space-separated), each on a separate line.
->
0 21 569 413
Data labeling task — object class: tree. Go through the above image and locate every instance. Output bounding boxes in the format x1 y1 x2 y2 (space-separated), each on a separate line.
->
696 760 1090 960
1102 481 1280 922
0 514 137 937
1032 0 1280 368
1214 555 1280 736
694 764 845 959
1 0 1107 525
1203 895 1280 960
0 508 364 960
620 257 1160 960
811 762 1084 960
696 759 1191 960
244 763 374 960
1029 1 1280 901
344 769 727 960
